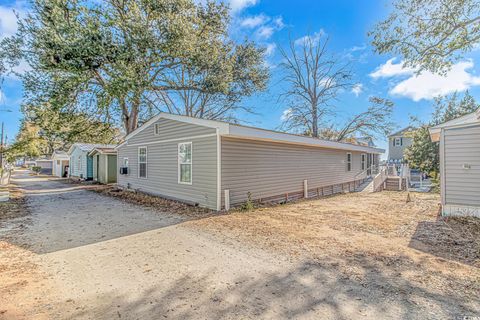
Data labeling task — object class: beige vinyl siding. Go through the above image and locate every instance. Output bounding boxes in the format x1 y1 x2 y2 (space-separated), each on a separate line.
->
93 154 117 184
444 124 480 206
117 118 218 209
221 137 369 205
127 118 216 145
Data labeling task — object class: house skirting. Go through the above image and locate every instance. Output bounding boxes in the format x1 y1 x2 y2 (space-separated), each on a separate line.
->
442 204 480 218
235 178 367 207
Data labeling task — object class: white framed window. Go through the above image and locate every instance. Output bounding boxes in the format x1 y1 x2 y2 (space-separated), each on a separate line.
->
361 153 366 170
178 142 192 185
394 137 402 146
346 153 352 172
154 123 161 135
138 147 147 178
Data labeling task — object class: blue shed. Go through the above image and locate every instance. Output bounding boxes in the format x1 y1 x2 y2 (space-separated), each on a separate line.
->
67 143 117 180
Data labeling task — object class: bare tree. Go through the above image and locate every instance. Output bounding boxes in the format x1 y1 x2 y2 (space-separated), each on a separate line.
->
279 35 353 137
327 97 395 141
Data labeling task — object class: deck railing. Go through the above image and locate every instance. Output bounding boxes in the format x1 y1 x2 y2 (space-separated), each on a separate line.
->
372 166 388 192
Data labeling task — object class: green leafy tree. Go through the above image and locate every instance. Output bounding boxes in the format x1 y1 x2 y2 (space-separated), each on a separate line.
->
6 120 48 159
369 0 480 74
403 126 439 175
404 91 479 176
2 0 268 134
24 103 120 152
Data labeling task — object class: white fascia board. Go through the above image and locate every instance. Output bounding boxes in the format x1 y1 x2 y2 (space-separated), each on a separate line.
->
227 125 385 154
67 144 77 155
430 111 479 130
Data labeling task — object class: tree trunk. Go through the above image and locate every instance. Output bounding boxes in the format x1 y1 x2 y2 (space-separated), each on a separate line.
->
121 98 140 135
312 103 318 138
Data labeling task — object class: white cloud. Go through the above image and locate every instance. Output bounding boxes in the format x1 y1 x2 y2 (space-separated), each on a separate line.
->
369 58 417 79
265 43 276 56
273 17 284 29
4 59 32 80
350 45 366 52
240 14 268 28
295 29 326 46
257 26 274 39
352 83 363 97
280 108 292 121
229 0 258 13
390 61 480 101
0 1 27 41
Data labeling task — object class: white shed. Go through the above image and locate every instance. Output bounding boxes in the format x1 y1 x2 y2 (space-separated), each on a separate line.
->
51 150 70 177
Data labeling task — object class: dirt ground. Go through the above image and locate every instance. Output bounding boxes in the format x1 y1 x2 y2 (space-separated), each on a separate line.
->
188 191 480 317
1 170 479 319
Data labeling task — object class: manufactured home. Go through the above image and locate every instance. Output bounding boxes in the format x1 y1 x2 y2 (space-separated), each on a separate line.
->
429 110 480 217
68 143 117 180
51 150 69 177
116 113 384 210
88 147 118 184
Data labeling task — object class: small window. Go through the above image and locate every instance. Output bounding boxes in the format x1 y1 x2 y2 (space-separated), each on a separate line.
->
394 137 402 146
346 153 352 172
178 142 192 184
138 147 147 178
361 154 366 170
154 123 160 135
123 158 129 167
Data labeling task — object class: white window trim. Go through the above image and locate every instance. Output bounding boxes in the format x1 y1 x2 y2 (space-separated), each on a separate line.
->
361 153 366 171
394 137 401 146
138 146 147 179
178 142 193 185
346 152 352 172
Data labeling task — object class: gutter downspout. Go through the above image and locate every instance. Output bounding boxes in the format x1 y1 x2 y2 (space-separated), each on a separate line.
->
216 128 222 211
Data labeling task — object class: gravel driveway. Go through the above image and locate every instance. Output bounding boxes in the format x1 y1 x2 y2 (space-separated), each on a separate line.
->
1 171 477 320
0 171 297 319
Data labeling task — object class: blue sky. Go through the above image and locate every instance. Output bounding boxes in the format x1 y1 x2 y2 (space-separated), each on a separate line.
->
2 0 480 153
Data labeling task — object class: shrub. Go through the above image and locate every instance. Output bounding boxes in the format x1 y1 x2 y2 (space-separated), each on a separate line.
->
240 192 255 211
31 166 42 174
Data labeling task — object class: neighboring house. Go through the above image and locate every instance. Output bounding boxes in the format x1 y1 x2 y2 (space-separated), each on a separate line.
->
88 147 118 184
116 113 385 210
34 158 53 175
388 127 414 163
68 143 117 180
51 150 70 177
353 137 376 147
429 110 480 217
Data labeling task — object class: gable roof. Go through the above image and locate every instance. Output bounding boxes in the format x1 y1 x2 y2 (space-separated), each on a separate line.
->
88 147 117 156
429 109 480 142
388 126 415 137
68 143 117 155
120 113 385 154
51 150 69 160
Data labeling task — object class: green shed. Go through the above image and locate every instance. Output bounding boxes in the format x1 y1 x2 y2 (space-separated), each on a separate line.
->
88 147 118 184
